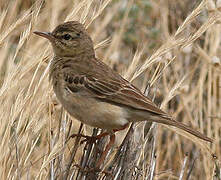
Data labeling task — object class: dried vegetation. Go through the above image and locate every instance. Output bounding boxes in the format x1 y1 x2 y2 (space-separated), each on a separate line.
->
0 0 220 179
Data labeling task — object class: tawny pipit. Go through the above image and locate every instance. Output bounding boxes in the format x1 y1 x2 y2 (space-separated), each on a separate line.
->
34 21 212 166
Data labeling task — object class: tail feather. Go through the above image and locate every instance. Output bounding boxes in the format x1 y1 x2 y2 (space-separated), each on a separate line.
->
127 108 213 143
152 116 213 143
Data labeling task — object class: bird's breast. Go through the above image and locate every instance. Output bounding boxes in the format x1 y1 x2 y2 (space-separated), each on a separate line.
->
52 80 129 131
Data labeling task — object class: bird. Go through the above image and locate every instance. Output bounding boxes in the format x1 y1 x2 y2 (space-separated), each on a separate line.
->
34 21 212 168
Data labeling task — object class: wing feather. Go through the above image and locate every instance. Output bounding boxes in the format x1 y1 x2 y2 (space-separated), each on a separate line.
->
64 74 166 116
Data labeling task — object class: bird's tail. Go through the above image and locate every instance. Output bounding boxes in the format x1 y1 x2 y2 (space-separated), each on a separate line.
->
149 115 213 143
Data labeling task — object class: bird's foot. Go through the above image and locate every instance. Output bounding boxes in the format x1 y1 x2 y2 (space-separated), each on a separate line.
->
80 135 100 145
69 132 109 145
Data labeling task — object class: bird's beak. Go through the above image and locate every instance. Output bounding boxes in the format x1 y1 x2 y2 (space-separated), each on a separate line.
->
33 31 54 42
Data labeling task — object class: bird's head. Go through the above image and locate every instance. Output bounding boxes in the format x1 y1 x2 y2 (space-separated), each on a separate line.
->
34 21 95 57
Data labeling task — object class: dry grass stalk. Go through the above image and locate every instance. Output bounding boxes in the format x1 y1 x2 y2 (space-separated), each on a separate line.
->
0 0 220 179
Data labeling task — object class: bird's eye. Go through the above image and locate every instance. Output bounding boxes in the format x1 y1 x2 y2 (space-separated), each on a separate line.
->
63 34 72 40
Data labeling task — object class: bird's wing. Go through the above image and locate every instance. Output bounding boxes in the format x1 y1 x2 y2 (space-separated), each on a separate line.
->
63 73 213 143
64 73 166 116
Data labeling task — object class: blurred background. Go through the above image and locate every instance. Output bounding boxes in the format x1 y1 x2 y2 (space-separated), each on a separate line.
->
0 0 220 179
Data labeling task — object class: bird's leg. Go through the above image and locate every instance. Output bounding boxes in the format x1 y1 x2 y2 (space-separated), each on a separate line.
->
113 123 129 133
70 123 129 145
88 124 128 168
79 131 110 144
72 124 128 175
93 124 128 168
69 131 110 145
72 134 115 176
95 133 116 168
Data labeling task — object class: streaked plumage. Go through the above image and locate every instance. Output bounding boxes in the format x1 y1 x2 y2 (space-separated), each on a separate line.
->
34 21 212 143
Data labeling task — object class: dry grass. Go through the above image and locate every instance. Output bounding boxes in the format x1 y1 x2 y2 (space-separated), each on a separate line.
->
0 0 220 179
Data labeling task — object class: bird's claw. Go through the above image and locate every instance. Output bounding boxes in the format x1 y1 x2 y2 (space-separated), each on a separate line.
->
69 133 100 145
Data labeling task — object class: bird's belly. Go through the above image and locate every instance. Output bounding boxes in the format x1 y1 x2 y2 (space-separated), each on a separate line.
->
55 87 129 131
